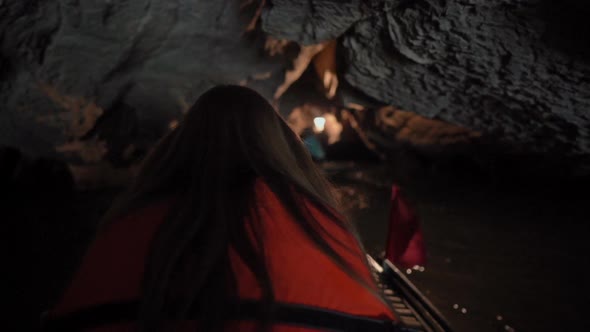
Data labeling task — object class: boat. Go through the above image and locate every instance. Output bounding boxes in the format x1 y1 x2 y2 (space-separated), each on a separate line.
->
368 255 454 332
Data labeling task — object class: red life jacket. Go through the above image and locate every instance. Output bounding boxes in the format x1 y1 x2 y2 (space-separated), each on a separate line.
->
46 179 396 331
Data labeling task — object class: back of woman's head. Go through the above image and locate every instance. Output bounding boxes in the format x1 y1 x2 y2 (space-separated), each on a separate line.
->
130 85 334 206
102 85 377 331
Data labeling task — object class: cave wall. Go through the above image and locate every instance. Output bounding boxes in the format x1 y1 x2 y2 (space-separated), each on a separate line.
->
263 0 590 156
1 0 284 164
2 0 590 170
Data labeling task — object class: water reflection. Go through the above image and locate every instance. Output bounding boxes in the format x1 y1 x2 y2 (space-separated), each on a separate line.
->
405 265 426 275
337 164 587 331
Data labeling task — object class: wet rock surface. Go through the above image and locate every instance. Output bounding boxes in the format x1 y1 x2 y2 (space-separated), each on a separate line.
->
2 0 590 167
263 0 590 156
1 0 285 163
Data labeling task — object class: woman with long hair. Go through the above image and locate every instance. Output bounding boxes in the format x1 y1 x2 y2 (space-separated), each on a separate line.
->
44 85 397 331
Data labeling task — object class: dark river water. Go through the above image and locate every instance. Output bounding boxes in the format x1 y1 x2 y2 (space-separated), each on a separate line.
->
332 162 590 332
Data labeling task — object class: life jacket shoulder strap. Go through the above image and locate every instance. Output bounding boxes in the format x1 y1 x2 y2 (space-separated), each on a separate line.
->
42 299 416 332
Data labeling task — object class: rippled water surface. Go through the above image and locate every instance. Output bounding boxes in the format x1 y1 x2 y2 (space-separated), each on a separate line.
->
335 165 590 332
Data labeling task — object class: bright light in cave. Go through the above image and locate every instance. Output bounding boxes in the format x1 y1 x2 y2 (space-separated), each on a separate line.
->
313 116 326 133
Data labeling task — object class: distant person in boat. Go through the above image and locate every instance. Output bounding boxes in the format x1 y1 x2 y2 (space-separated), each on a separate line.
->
300 127 326 161
44 85 396 331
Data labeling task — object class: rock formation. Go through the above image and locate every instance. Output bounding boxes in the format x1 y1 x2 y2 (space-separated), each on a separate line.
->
2 0 589 186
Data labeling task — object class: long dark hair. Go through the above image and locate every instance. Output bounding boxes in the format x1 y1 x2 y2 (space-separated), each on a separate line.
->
101 85 386 331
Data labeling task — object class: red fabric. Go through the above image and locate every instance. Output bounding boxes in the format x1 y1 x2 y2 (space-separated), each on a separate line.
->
51 179 395 331
385 185 427 269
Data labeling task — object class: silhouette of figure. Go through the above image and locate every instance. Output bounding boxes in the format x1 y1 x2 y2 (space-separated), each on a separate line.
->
44 86 396 332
